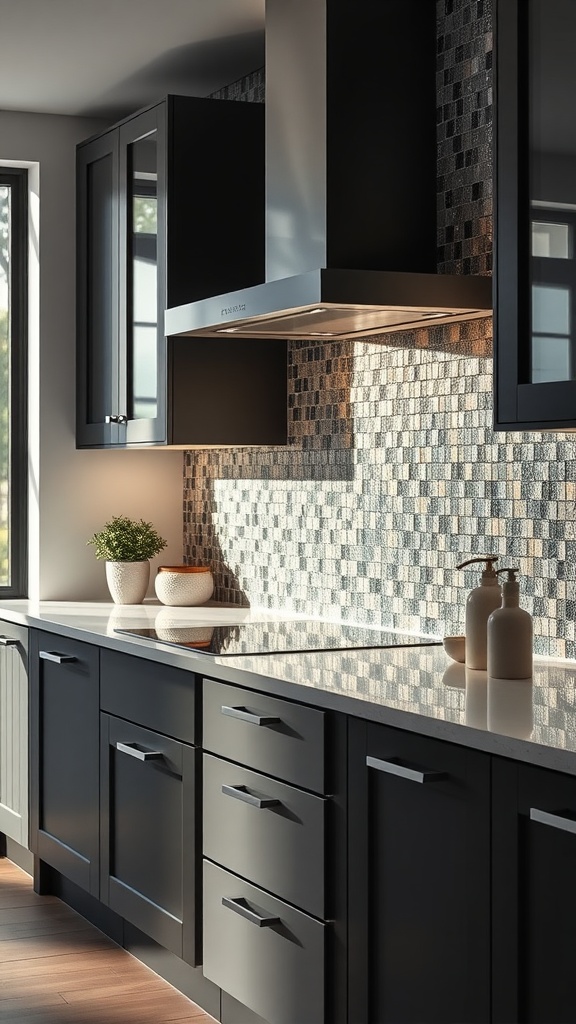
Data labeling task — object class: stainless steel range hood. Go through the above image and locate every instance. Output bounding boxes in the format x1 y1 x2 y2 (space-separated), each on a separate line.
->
165 0 492 342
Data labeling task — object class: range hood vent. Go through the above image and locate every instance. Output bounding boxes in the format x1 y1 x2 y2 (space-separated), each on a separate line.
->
165 0 492 342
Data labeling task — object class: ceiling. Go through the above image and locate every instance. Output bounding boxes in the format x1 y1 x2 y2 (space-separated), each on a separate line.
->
0 0 265 121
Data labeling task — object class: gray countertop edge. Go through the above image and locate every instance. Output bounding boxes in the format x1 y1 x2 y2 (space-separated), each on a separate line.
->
3 600 576 777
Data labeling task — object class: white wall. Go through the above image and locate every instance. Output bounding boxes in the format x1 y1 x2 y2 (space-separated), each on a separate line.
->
0 109 183 600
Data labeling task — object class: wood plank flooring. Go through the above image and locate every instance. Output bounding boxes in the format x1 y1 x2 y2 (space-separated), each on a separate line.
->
0 857 218 1023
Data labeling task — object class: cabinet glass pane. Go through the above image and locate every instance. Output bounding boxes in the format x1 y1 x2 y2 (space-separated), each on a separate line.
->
87 154 115 422
529 0 576 382
532 285 570 335
532 221 571 258
128 134 157 421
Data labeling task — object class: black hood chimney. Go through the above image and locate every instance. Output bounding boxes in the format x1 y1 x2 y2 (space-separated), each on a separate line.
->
165 0 491 341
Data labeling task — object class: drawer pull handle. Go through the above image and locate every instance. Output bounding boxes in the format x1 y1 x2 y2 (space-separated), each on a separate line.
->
366 755 447 785
116 742 164 762
39 651 77 664
222 896 280 928
222 783 280 809
221 705 280 727
0 636 19 646
530 807 576 835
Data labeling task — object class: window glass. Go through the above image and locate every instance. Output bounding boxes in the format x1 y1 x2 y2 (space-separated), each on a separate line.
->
0 169 27 595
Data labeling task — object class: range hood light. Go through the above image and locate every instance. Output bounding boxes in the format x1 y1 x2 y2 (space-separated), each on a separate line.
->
216 308 326 334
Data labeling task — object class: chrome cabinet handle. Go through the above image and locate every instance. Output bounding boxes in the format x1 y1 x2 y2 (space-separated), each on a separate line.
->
221 705 280 727
530 807 576 835
39 651 77 664
105 414 127 425
222 896 280 928
366 754 447 785
0 636 19 646
222 783 280 809
116 741 164 762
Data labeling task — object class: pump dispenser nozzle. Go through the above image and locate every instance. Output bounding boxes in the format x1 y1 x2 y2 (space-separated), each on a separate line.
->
456 556 499 580
496 567 520 583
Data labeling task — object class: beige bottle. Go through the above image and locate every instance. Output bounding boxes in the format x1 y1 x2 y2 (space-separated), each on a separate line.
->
456 556 502 670
487 568 533 679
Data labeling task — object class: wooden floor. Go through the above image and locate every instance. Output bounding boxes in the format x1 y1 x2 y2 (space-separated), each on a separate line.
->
0 857 218 1023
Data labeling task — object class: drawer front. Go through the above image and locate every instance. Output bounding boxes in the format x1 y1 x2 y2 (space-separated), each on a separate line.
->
203 753 326 918
101 649 196 743
202 679 325 793
203 860 325 1024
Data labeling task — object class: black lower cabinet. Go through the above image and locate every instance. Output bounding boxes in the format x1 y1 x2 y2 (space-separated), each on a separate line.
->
100 713 200 966
29 632 100 897
348 719 491 1024
493 758 576 1024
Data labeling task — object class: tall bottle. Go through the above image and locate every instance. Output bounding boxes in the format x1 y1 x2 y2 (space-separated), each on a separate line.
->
456 556 502 670
487 568 533 679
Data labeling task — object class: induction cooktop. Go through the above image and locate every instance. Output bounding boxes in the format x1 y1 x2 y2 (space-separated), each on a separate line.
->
114 620 440 657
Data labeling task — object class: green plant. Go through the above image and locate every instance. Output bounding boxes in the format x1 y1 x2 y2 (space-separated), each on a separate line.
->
87 515 167 562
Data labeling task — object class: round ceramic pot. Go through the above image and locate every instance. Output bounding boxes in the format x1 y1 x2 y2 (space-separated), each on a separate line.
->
154 565 214 607
105 560 150 604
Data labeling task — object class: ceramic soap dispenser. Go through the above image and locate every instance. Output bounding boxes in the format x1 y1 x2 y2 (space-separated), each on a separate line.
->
456 556 501 670
487 568 533 679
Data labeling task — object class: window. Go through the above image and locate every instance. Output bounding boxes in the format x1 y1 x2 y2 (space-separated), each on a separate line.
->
0 168 27 595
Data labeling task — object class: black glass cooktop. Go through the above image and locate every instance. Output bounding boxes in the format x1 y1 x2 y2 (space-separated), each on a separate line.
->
114 620 440 657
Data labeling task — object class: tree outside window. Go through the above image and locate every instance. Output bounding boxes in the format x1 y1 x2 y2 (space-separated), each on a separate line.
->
0 170 27 595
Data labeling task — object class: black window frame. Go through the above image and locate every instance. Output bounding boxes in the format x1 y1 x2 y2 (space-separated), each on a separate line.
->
0 167 28 597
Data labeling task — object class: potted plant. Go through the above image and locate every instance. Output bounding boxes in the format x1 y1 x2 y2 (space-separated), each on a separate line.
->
87 515 167 604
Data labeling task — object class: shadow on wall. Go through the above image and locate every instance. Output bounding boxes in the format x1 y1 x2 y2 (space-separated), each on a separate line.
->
185 507 251 607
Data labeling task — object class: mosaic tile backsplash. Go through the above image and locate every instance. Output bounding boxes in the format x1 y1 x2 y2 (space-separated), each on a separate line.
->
184 0 576 662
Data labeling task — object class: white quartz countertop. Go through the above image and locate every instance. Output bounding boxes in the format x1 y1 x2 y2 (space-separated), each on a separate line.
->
2 599 576 774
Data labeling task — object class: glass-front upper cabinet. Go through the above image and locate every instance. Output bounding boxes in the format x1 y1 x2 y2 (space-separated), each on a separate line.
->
76 131 120 447
76 95 281 450
494 0 576 428
119 105 166 444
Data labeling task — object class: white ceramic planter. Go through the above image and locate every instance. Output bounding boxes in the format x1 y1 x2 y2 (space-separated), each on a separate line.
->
105 560 150 604
154 565 214 606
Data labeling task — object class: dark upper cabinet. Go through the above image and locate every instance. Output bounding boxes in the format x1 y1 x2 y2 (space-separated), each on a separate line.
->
76 94 287 449
494 0 576 428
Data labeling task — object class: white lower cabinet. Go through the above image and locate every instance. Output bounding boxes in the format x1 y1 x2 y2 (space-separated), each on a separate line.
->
0 620 28 848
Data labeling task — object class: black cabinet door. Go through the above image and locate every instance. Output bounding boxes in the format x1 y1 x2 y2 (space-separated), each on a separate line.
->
493 758 576 1024
77 103 166 448
76 129 120 447
494 0 576 428
29 631 100 896
348 719 491 1024
119 104 167 445
100 713 200 966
